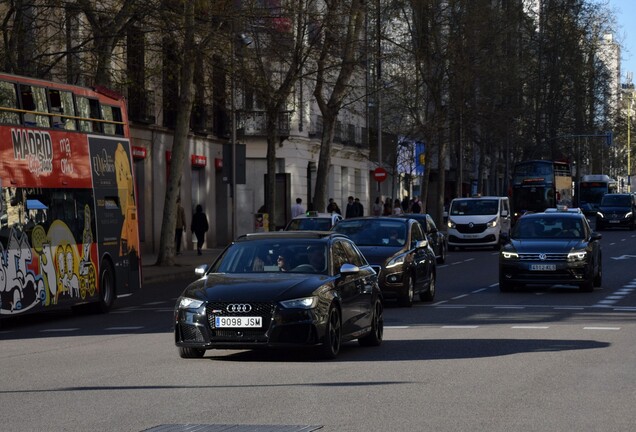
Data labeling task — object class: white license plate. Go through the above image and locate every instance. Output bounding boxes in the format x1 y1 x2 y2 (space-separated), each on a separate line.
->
214 316 262 328
463 234 479 239
530 264 556 271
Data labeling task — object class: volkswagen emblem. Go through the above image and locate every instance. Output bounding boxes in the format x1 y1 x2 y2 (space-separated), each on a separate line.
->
539 253 547 261
227 304 252 313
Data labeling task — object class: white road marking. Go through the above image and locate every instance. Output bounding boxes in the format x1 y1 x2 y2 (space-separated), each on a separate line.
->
512 325 549 329
442 325 479 329
583 327 621 331
105 326 144 331
41 328 79 333
452 294 469 300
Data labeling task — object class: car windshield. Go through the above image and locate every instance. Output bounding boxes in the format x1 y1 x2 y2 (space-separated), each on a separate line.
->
601 195 630 207
286 218 332 231
333 219 406 247
211 239 329 274
450 199 499 215
512 217 584 239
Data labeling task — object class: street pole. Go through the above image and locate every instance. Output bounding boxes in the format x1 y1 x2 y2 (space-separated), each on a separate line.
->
231 32 237 240
628 93 632 192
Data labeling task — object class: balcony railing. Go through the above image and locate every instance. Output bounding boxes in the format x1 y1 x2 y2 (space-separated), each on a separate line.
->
238 110 291 137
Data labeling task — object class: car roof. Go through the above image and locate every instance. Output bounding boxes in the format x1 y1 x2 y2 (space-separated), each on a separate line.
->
337 216 411 223
291 211 340 219
521 212 583 220
237 231 348 242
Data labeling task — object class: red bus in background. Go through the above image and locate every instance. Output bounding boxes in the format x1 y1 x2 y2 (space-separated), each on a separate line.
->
0 73 141 319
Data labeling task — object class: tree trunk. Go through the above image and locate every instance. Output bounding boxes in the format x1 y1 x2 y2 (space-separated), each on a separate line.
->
266 109 279 231
155 2 196 266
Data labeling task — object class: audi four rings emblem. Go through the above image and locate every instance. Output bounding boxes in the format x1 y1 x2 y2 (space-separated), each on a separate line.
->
227 304 252 313
539 253 547 261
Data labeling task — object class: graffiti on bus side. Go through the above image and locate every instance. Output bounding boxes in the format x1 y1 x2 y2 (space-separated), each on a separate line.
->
0 210 97 315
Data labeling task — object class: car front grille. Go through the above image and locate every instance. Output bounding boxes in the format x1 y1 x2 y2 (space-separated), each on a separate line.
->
456 223 487 234
206 302 275 342
518 253 568 261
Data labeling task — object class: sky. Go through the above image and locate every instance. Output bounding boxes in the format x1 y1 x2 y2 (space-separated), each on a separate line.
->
608 0 636 81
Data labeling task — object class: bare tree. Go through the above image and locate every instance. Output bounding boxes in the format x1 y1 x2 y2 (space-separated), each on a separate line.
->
311 0 366 212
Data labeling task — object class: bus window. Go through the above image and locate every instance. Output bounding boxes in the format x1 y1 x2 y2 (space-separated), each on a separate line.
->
49 89 77 130
76 96 102 133
0 81 20 124
101 105 124 136
19 85 50 128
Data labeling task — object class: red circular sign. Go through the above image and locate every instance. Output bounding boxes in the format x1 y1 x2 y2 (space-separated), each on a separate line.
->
373 167 388 183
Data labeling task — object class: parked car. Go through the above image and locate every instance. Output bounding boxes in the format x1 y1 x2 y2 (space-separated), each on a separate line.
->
595 193 636 230
499 209 602 292
174 231 383 360
395 213 448 263
284 211 343 231
332 217 436 307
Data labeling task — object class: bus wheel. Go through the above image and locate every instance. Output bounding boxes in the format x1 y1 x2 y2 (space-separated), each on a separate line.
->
98 260 115 313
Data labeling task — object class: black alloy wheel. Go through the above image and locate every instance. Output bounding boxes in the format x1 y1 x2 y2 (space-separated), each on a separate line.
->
359 300 384 347
419 272 436 302
398 275 414 307
318 304 341 359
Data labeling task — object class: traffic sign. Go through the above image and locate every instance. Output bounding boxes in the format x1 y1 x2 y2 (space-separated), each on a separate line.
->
373 167 388 183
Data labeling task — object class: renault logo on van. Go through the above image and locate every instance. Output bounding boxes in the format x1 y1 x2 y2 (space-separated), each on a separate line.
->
468 222 474 228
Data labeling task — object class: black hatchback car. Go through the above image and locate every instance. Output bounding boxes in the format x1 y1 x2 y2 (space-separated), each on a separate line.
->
332 217 436 306
596 193 636 230
395 213 448 263
499 211 602 292
174 231 383 359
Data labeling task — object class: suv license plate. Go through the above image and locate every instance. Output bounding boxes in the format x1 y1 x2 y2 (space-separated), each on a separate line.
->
214 316 262 328
530 264 556 271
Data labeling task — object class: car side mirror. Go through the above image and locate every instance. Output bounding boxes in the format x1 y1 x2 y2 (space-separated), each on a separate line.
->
590 232 602 241
414 239 428 249
501 210 509 217
339 263 360 275
195 264 209 276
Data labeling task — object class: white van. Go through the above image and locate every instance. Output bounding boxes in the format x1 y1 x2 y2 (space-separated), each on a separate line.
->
446 196 511 250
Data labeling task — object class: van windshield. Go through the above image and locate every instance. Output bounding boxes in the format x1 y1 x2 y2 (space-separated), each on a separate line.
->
450 199 499 216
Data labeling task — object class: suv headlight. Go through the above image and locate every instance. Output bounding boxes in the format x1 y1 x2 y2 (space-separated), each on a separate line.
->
501 251 519 259
625 212 633 219
178 297 204 310
447 219 456 229
386 253 406 268
596 211 605 219
567 250 587 261
280 297 317 309
487 217 497 228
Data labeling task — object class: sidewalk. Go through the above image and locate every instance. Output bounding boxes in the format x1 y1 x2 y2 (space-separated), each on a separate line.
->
141 247 225 284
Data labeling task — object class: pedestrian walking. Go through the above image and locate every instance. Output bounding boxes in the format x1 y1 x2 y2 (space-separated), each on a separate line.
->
191 204 209 255
291 198 305 218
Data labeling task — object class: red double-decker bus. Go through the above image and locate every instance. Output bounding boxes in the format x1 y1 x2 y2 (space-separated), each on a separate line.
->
0 73 141 319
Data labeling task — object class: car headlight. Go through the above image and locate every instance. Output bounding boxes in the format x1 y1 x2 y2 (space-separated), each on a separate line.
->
280 297 318 309
567 250 587 261
386 254 406 268
596 211 604 219
501 251 519 259
178 297 204 309
625 212 632 219
487 217 497 228
447 219 456 229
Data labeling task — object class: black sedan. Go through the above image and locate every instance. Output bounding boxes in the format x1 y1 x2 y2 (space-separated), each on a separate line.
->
395 213 448 263
332 217 436 307
499 211 602 292
174 231 383 359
